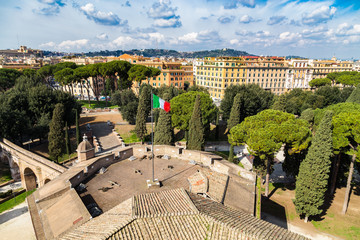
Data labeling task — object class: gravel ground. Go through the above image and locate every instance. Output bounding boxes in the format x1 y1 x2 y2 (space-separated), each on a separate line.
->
0 201 36 240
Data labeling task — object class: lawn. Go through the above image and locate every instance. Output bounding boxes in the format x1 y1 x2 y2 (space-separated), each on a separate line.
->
0 162 12 184
0 189 36 213
78 100 119 109
261 184 360 240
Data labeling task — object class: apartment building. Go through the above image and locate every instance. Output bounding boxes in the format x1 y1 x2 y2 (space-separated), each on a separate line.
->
285 59 313 89
312 57 353 79
245 56 288 95
137 60 194 89
195 56 288 100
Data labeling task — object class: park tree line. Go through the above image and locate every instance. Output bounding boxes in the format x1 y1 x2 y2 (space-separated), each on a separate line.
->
227 83 360 222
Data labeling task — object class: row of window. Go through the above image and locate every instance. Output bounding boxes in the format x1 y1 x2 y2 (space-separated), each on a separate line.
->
197 81 285 88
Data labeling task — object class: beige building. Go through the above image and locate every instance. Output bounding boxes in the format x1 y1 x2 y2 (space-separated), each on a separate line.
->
137 60 194 89
195 56 288 100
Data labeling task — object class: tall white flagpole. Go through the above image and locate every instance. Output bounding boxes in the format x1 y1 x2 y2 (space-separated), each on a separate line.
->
151 91 154 182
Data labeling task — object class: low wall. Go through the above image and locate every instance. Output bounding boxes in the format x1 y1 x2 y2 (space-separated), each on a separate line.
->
69 153 115 187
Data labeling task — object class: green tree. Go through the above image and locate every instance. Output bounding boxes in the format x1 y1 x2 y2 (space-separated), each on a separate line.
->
228 144 234 162
154 93 173 145
75 109 80 146
227 93 242 131
346 84 360 104
171 91 217 135
221 84 274 122
121 101 138 125
272 94 286 112
229 110 311 197
187 95 205 150
37 65 54 87
128 65 151 91
294 111 333 222
0 68 22 92
332 111 360 214
309 78 331 88
48 103 65 162
135 86 150 143
65 121 70 156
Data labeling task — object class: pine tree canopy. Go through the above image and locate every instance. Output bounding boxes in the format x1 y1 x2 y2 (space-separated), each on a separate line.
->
346 84 360 104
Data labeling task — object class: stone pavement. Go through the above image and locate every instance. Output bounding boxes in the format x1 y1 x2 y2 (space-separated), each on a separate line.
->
90 122 121 152
0 201 36 240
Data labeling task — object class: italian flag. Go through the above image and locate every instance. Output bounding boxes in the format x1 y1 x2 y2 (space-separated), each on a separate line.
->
153 94 170 112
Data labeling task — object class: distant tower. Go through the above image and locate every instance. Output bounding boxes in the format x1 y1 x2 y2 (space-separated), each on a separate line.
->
77 134 95 162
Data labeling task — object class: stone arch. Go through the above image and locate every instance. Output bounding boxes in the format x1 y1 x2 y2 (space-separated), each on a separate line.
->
44 178 51 184
10 160 21 181
24 167 38 190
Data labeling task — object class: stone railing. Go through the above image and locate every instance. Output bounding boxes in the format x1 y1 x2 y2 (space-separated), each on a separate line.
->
0 138 66 173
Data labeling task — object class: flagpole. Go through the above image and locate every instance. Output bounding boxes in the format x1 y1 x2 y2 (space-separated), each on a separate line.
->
151 90 154 182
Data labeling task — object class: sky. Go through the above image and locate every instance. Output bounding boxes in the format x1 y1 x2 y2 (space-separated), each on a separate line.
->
1 0 360 59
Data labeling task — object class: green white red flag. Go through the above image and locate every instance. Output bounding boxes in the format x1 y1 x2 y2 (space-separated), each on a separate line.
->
152 94 170 112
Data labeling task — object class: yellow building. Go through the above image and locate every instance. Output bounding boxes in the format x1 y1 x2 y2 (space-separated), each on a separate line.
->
245 56 288 95
195 56 288 99
312 57 353 79
137 60 194 89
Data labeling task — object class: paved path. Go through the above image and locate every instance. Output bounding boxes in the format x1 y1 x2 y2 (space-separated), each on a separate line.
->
0 181 22 193
0 201 36 240
90 122 121 152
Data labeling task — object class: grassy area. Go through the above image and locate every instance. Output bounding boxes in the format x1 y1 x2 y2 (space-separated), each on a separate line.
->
312 220 360 240
123 131 141 144
78 100 119 109
56 152 78 163
0 165 12 184
0 189 36 213
214 151 229 159
256 177 261 219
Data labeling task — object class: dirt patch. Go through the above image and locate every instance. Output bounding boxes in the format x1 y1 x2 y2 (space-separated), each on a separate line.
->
262 185 360 240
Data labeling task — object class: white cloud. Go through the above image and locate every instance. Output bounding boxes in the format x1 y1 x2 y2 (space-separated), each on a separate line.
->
147 0 182 28
153 17 181 28
58 39 89 50
239 14 259 24
96 33 109 40
178 30 221 45
79 3 127 26
302 5 336 25
39 41 56 48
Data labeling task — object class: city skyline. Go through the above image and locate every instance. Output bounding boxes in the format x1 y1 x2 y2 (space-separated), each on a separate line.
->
1 0 360 59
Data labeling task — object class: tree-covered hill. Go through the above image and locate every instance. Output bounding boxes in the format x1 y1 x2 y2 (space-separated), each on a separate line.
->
83 48 253 58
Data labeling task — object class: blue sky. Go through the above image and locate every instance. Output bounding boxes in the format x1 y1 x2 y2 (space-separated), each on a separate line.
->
1 0 360 59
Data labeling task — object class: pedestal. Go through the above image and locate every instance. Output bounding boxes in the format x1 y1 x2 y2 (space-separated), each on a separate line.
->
147 179 161 189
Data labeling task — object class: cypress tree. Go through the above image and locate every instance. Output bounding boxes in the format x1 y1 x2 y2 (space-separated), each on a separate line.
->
187 95 204 150
228 144 234 162
227 93 242 130
215 110 220 139
75 109 80 146
48 103 65 162
135 86 149 143
65 121 70 156
346 84 360 104
294 110 333 222
154 93 173 145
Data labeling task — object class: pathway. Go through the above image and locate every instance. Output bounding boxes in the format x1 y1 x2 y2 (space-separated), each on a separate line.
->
0 201 36 240
90 122 121 152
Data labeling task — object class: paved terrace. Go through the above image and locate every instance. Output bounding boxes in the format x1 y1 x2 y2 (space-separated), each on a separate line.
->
80 156 207 212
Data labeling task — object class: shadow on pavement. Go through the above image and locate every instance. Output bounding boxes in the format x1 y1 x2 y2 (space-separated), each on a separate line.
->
0 206 28 225
261 197 288 229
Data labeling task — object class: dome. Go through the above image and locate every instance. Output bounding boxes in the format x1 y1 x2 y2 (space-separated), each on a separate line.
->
77 135 94 153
